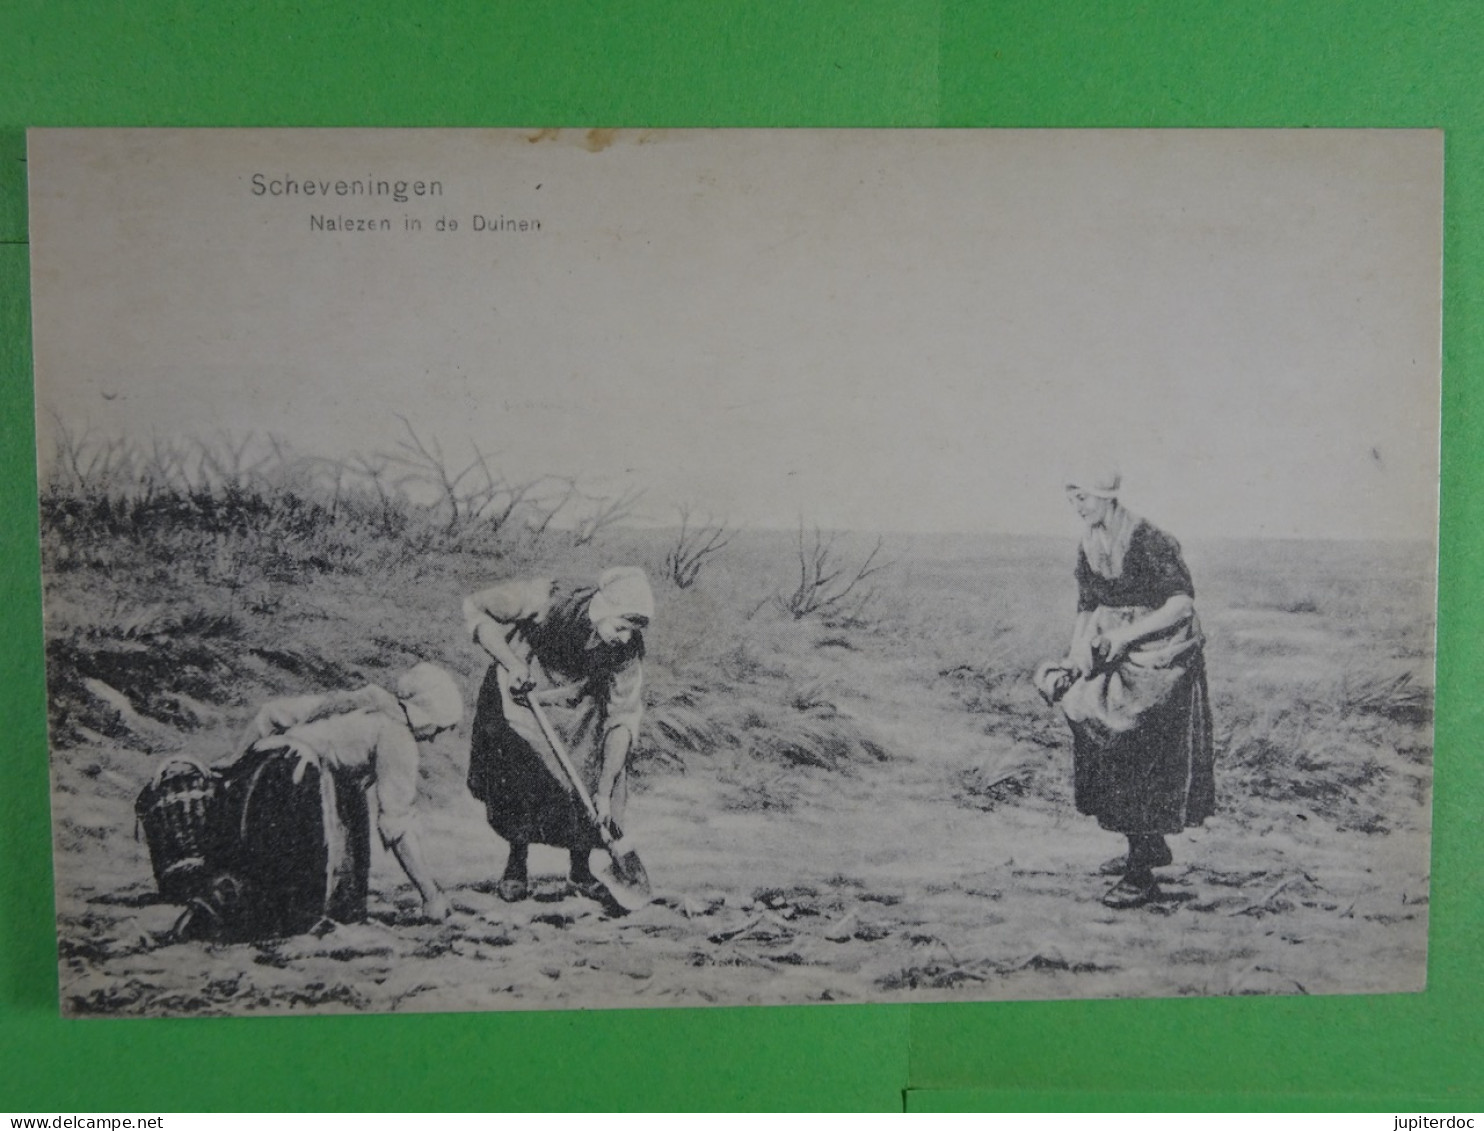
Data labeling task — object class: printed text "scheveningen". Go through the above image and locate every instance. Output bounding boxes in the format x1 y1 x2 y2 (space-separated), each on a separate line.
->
251 174 443 203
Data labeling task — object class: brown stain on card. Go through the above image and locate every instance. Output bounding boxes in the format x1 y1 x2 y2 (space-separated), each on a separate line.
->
585 129 617 153
522 128 624 151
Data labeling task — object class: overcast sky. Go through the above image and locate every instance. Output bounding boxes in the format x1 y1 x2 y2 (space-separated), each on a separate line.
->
29 128 1442 540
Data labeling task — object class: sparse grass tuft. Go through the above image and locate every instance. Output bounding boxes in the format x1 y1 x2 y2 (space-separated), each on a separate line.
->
954 764 1033 812
1214 659 1432 833
1338 670 1433 727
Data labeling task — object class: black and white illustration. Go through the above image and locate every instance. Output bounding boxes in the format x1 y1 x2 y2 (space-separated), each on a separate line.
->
28 129 1441 1015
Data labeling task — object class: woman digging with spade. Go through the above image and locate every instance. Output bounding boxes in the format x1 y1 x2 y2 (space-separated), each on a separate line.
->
464 567 652 909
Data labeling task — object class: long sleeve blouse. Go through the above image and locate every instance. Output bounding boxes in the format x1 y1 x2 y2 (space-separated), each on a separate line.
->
1075 521 1195 613
238 686 420 844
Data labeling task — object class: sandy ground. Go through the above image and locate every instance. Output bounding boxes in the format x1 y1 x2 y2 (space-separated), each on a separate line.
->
52 582 1431 1016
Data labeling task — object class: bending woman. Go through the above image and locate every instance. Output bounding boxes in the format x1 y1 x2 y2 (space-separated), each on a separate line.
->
208 663 462 936
463 567 651 904
1037 470 1215 909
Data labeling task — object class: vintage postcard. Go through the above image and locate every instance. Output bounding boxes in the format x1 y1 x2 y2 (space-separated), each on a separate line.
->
28 128 1441 1015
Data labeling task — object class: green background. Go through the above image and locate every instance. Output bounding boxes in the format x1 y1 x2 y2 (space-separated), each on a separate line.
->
1 1 1479 1112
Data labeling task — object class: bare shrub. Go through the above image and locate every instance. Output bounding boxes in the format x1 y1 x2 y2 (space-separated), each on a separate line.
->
662 505 732 589
778 521 889 621
49 419 132 495
48 420 276 500
40 420 627 582
383 415 557 545
564 479 647 546
338 452 413 538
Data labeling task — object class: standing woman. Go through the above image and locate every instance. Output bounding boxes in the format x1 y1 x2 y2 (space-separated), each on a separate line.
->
1038 470 1215 908
463 567 652 903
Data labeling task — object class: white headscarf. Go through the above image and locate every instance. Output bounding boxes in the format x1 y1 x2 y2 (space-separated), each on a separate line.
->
396 663 464 731
1066 467 1121 498
1067 468 1137 579
587 566 655 625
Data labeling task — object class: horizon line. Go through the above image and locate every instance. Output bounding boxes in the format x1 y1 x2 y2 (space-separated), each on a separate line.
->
600 521 1436 546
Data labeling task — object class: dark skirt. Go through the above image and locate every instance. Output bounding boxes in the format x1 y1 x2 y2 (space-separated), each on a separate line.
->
1071 653 1216 835
212 743 372 936
467 667 593 851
